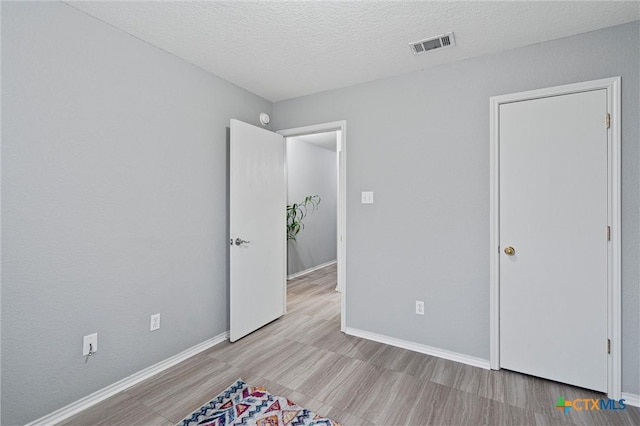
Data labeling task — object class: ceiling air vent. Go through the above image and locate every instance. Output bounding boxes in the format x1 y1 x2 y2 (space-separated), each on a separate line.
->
410 32 456 55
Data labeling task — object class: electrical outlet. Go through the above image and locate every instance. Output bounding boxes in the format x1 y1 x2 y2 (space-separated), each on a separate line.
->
83 333 98 356
361 191 374 204
415 301 425 315
150 313 160 331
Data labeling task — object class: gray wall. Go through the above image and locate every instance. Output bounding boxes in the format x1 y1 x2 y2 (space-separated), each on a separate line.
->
287 138 337 275
1 2 272 424
273 22 640 394
2 4 638 424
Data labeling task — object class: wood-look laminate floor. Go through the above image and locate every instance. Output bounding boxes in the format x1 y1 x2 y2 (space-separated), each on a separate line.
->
62 264 639 425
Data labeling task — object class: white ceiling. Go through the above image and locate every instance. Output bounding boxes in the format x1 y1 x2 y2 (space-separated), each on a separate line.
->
66 1 639 102
289 132 337 152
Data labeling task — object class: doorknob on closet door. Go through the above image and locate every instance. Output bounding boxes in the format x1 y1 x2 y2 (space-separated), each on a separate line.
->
235 238 251 246
504 246 515 256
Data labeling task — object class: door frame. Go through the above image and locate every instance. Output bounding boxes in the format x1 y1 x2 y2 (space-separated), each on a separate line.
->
489 77 621 398
278 120 347 332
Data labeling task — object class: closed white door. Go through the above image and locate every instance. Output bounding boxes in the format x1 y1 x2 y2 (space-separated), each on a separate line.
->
499 89 608 391
230 119 286 342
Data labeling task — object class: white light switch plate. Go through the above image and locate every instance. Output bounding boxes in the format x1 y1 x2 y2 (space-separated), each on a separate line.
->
361 191 374 204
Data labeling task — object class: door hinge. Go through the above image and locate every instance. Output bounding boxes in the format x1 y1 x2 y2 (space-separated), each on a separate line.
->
607 226 611 241
606 113 611 129
607 339 611 354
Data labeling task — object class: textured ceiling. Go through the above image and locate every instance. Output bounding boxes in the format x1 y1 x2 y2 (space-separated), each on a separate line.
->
65 1 639 102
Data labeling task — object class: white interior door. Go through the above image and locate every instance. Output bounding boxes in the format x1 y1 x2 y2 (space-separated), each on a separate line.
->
499 89 608 391
230 119 286 342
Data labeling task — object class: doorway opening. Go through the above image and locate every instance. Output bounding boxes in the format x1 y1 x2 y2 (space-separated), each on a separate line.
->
278 121 347 331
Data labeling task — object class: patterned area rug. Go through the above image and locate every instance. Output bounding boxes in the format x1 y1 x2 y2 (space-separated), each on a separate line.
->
177 379 341 426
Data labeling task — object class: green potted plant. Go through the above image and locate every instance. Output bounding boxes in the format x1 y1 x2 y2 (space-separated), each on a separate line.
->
286 195 321 241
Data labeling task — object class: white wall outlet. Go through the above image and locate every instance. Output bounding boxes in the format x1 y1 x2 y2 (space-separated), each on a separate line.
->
415 301 425 315
361 191 374 204
150 313 160 331
83 333 98 356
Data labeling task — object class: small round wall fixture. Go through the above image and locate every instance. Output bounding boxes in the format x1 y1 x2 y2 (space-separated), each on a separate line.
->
259 113 271 126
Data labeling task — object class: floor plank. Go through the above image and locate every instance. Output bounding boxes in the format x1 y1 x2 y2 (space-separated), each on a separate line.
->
60 263 640 425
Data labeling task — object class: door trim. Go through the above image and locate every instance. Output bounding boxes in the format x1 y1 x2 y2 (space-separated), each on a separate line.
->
489 77 621 398
278 121 347 332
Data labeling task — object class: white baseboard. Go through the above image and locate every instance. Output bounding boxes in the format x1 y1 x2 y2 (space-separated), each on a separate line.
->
622 392 640 407
344 327 491 370
287 260 337 280
27 331 230 426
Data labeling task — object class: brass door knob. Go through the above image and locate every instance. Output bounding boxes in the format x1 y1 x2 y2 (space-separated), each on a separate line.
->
504 246 515 256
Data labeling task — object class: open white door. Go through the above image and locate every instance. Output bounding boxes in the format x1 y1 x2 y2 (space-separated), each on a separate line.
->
230 119 286 342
